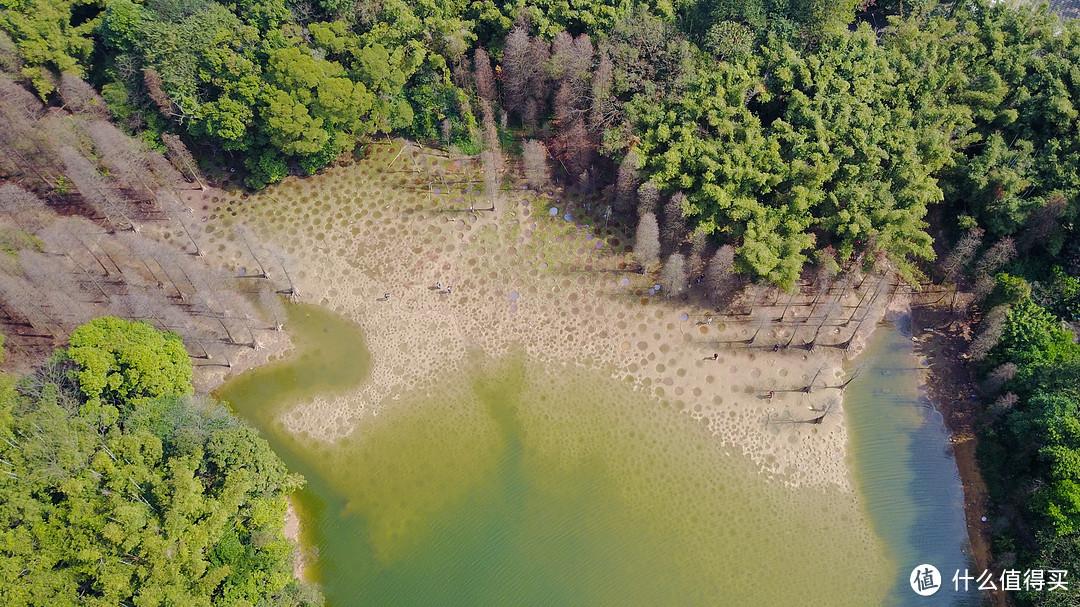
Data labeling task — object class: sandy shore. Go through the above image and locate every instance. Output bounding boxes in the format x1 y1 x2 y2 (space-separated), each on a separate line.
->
283 497 308 581
191 142 900 492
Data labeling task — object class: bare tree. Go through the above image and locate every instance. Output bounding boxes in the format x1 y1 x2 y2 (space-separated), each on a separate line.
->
974 237 1016 276
972 273 996 304
480 150 500 208
569 34 595 85
17 250 96 328
811 247 839 305
988 392 1019 418
637 181 659 217
1020 194 1067 252
0 273 56 337
521 139 550 190
615 149 642 215
472 47 497 102
156 189 204 256
634 212 661 272
0 183 46 230
547 32 575 82
967 305 1009 362
57 73 107 117
521 97 540 131
84 119 161 201
747 305 773 345
115 231 182 297
706 245 736 306
659 253 687 298
984 362 1018 394
689 228 708 275
162 133 205 189
258 289 286 331
0 76 61 186
527 37 551 113
663 192 688 250
0 75 45 118
939 227 984 285
804 301 841 350
550 118 592 180
501 26 533 119
117 283 173 329
58 145 138 231
216 285 260 349
41 217 115 278
269 248 301 300
234 225 269 279
163 309 212 360
440 118 453 148
589 51 614 132
480 100 501 163
552 80 578 125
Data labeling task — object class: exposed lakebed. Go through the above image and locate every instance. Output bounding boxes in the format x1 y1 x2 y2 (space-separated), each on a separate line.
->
213 302 979 605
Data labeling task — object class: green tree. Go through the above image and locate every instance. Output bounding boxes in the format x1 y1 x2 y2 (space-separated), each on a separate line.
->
66 317 192 420
0 322 317 606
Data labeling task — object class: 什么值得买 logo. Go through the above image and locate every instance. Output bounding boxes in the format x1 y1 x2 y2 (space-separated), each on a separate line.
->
910 564 941 596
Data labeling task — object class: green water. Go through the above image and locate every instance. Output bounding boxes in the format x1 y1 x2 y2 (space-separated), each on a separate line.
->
218 304 905 606
845 314 980 605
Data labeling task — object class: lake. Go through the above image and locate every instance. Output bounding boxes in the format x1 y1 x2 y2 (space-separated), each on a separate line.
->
216 303 977 605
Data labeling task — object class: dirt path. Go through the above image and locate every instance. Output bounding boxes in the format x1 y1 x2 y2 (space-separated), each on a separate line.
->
911 296 1009 607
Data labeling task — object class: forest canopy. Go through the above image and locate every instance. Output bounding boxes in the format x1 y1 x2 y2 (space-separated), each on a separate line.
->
1 0 1076 289
0 319 319 606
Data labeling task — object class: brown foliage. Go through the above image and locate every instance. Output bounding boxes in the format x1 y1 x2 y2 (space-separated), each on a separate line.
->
1020 194 1067 252
549 118 593 180
143 68 174 117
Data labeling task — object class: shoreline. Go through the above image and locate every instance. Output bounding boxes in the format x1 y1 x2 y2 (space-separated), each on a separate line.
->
283 497 308 582
910 295 1009 607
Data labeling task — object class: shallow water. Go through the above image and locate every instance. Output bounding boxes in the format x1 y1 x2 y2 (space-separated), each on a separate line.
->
844 314 981 605
214 303 988 606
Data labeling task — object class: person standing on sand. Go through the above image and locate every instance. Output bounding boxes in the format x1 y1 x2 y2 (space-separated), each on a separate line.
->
713 353 718 360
